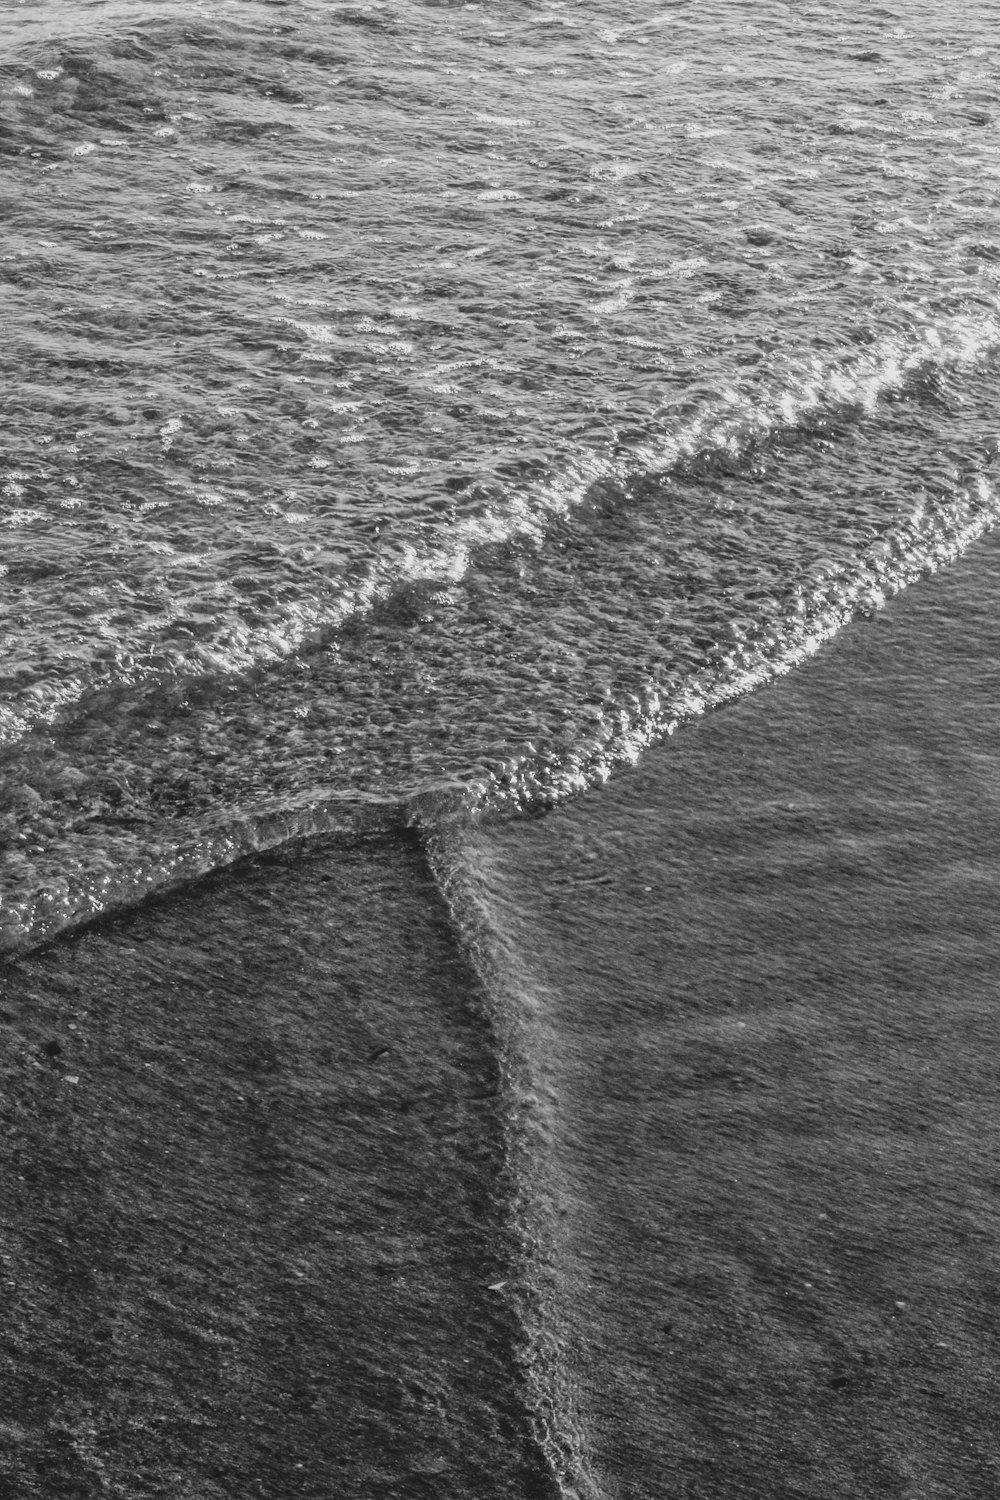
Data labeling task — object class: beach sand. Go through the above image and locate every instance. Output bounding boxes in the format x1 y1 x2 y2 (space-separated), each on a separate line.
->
2 531 1000 1497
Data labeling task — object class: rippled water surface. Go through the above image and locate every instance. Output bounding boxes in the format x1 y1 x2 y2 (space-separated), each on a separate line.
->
2 0 999 935
5 6 1000 1498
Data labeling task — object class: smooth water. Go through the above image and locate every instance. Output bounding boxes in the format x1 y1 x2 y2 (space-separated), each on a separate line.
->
3 2 1000 1495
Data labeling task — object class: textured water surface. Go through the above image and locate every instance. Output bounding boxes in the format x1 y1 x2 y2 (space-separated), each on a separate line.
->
3 0 1000 943
3 3 1000 1495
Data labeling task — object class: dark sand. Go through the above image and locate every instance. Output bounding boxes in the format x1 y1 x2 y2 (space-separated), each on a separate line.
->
3 531 1000 1498
0 834 551 1500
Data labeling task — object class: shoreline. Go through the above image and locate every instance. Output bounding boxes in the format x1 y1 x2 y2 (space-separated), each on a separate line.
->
3 527 1000 1495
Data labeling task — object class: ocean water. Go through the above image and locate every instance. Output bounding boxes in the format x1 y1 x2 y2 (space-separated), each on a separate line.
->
2 0 1000 942
3 0 1000 1495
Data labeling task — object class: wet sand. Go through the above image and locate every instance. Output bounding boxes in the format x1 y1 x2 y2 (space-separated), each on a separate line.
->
480 526 1000 1498
0 833 552 1500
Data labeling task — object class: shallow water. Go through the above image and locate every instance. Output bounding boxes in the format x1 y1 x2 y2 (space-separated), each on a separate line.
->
3 1 1000 1495
2 0 1000 944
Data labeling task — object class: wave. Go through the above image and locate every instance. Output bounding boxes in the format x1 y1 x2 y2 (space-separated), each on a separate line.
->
2 440 999 959
473 464 1000 816
3 301 998 749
